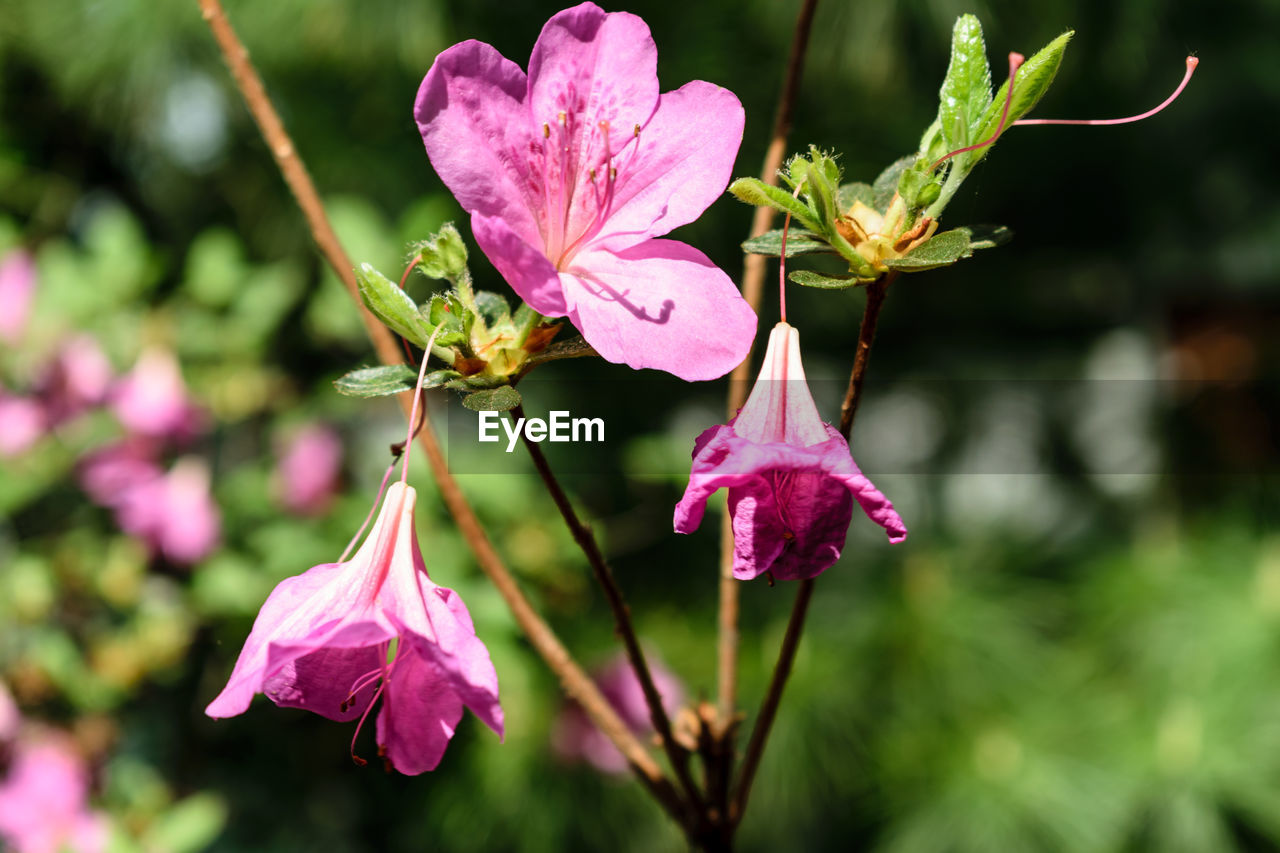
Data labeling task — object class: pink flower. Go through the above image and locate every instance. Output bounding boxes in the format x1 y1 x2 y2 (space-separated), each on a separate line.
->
415 2 756 380
36 335 113 427
206 481 503 774
274 424 343 517
110 347 203 441
0 392 45 457
0 250 35 345
553 653 684 775
77 440 163 506
674 322 907 581
0 681 18 743
0 735 108 853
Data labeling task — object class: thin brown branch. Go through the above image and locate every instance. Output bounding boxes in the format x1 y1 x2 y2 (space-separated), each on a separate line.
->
197 0 686 824
717 0 821 735
838 273 894 440
729 577 814 825
513 406 706 827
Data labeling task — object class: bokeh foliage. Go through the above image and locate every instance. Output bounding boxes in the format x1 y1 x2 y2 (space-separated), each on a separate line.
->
1 0 1277 850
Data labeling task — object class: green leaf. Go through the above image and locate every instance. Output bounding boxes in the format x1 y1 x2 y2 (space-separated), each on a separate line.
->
462 386 522 412
356 263 432 347
333 365 460 397
140 794 228 853
966 30 1073 169
420 294 467 347
741 229 834 257
937 15 994 154
967 224 1013 249
884 228 974 271
523 335 599 370
474 290 511 325
727 178 823 232
837 182 875 212
872 155 916 211
788 269 867 289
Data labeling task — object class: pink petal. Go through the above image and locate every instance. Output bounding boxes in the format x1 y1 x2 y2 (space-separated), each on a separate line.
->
376 648 465 775
471 212 566 315
0 735 104 853
415 40 542 250
564 239 755 380
735 323 828 447
0 680 17 742
275 424 343 517
0 393 45 458
818 424 908 544
599 81 745 245
110 348 202 441
0 250 35 345
263 645 383 722
728 470 853 580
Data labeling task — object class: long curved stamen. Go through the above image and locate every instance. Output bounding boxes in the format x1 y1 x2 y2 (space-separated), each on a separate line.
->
1014 56 1198 126
778 182 803 324
349 680 385 766
400 324 444 484
557 120 635 266
931 52 1025 173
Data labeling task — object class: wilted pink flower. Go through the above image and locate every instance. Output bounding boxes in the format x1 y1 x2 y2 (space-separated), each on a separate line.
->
0 250 35 345
0 734 107 853
110 347 202 441
553 653 683 774
274 424 343 517
0 392 45 458
674 322 907 581
206 481 503 774
416 2 756 380
36 335 113 426
116 457 221 565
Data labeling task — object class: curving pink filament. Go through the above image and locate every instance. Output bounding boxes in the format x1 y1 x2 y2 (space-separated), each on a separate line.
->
930 52 1025 173
1014 56 1198 126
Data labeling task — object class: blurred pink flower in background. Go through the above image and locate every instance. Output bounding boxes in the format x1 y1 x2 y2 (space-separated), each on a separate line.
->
552 652 684 774
0 250 35 345
0 681 18 743
110 347 203 442
0 734 107 853
36 335 114 427
274 423 343 517
0 391 45 457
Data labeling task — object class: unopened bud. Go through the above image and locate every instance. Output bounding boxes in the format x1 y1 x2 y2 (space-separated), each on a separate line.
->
413 223 469 281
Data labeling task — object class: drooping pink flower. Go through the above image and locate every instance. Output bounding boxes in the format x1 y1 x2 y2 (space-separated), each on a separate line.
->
206 481 503 774
36 335 114 427
274 424 343 517
552 652 684 775
110 347 203 441
0 734 108 853
416 2 756 381
0 250 35 345
674 322 907 581
0 391 45 458
115 457 221 566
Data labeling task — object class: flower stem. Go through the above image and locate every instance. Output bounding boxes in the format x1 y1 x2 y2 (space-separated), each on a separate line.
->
512 406 707 827
197 0 687 826
838 273 894 439
718 0 821 740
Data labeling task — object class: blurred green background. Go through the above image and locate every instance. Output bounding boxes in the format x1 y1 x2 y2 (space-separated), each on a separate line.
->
1 0 1277 850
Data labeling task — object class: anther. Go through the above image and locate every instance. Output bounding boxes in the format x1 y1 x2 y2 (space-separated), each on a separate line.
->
589 167 597 182
633 124 640 137
609 167 617 180
543 123 550 138
557 111 566 125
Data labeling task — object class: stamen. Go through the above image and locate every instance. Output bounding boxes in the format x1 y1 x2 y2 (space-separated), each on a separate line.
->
589 167 597 182
1014 56 1198 126
633 124 640 137
542 123 550 138
557 111 566 125
609 166 617 181
931 52 1024 173
777 182 804 323
399 324 445 484
349 679 386 767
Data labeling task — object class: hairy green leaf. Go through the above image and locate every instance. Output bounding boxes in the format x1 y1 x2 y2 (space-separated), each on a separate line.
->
727 178 823 233
938 15 994 155
742 229 834 258
788 269 867 289
966 30 1073 170
837 182 876 212
356 263 432 347
967 224 1013 249
462 385 522 412
884 228 973 271
334 364 461 397
872 155 916 211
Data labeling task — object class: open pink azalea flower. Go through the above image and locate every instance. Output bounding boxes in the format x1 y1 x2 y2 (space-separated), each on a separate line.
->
0 391 45 458
552 652 684 775
416 2 756 380
36 335 113 427
0 734 108 853
206 481 503 774
674 322 907 581
116 456 222 566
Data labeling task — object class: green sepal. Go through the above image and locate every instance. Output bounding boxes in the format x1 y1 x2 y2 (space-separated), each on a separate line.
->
727 178 823 233
474 290 511 326
937 14 994 155
872 156 915 211
333 365 461 398
356 263 433 348
420 294 467 347
411 222 469 281
788 269 869 290
741 229 834 258
462 386 522 412
965 30 1073 170
884 228 974 271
